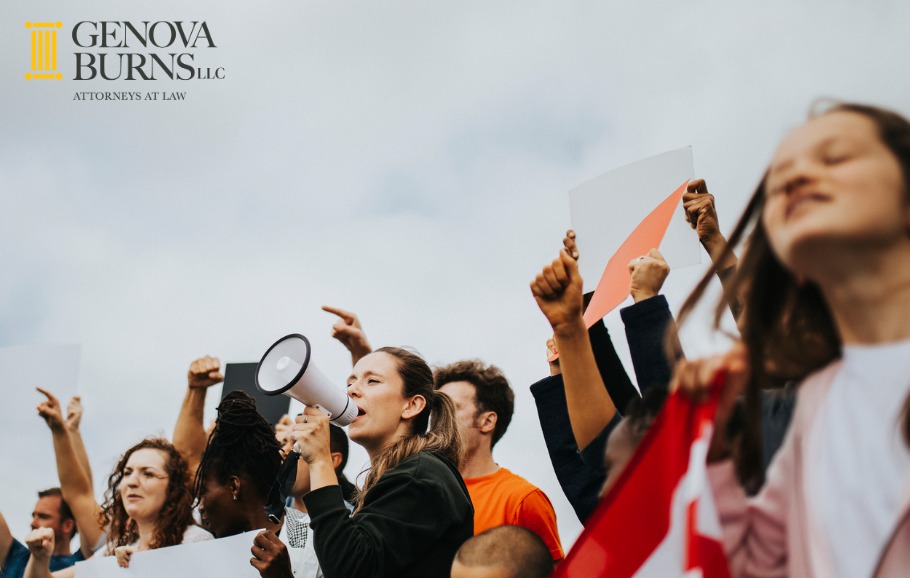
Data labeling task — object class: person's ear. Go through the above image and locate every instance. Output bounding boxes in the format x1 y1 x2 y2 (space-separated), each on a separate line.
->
477 411 497 435
330 452 343 471
229 475 241 500
62 518 75 537
401 395 427 420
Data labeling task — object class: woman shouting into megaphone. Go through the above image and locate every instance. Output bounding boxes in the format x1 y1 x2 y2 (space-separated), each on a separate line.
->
293 346 473 578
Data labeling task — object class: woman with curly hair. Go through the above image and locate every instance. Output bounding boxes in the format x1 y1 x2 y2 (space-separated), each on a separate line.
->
23 437 211 578
101 438 212 560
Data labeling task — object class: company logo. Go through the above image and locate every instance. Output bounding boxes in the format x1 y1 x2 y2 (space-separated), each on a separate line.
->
23 19 226 103
25 21 63 80
72 21 223 81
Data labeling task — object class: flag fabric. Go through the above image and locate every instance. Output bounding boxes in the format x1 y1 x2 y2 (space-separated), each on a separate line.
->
553 384 731 578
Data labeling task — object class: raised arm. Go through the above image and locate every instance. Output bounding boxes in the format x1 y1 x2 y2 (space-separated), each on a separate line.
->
530 245 616 450
23 528 55 578
621 248 683 392
172 356 223 477
563 232 640 414
683 179 737 271
64 396 93 490
533 291 641 522
22 529 76 578
322 306 373 366
36 388 102 557
683 179 741 319
628 248 670 305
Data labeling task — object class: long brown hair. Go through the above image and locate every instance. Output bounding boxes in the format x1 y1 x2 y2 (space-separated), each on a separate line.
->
678 102 910 488
99 438 195 552
354 347 462 512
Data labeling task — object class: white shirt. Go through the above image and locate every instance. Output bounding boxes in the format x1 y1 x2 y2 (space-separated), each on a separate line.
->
811 340 910 577
109 524 213 554
279 507 323 578
181 525 214 544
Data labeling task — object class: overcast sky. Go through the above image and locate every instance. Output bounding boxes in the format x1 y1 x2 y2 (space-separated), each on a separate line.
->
3 0 909 550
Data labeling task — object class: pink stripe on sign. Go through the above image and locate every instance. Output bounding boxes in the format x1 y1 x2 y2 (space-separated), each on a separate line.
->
581 179 689 329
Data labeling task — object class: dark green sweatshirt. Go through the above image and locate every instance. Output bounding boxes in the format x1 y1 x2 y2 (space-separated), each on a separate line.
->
303 451 474 578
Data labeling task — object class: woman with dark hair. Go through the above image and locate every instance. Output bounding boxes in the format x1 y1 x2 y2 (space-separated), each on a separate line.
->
24 438 211 578
193 391 322 578
293 346 473 578
674 102 910 576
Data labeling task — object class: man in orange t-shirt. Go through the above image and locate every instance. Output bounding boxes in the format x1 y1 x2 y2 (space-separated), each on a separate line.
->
435 361 564 562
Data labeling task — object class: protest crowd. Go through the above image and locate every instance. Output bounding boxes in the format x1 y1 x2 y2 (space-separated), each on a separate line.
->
2 101 910 577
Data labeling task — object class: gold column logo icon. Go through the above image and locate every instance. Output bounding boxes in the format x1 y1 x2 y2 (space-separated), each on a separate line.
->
25 22 63 80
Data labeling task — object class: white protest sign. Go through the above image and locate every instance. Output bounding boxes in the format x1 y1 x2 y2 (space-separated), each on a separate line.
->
75 530 263 577
73 552 122 576
569 147 700 293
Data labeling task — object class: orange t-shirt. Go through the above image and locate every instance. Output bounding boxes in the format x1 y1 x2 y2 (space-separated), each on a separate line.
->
464 467 564 562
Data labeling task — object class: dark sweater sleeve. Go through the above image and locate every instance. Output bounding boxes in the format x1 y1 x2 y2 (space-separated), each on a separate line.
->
620 295 682 394
588 318 639 415
528 313 637 523
579 412 621 472
530 374 605 523
303 461 461 578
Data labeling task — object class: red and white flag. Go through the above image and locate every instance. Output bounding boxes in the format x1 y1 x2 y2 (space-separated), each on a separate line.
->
553 384 730 578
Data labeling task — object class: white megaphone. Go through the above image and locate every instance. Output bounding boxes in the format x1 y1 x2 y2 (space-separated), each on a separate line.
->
255 333 358 426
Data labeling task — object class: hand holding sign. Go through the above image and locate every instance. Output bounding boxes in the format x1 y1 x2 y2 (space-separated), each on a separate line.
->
562 229 580 260
683 178 738 272
250 530 293 578
65 396 84 430
116 545 138 568
628 249 670 303
683 179 722 243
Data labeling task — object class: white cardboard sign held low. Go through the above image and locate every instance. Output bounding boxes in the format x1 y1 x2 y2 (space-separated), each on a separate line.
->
75 530 263 577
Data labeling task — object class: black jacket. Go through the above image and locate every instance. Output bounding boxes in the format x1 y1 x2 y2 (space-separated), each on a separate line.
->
303 451 473 578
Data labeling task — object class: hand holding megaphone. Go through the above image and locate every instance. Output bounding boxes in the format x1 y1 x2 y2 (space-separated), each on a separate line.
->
255 333 358 426
290 407 335 467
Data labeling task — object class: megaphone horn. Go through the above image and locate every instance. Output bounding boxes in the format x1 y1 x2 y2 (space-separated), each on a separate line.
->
255 333 358 426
